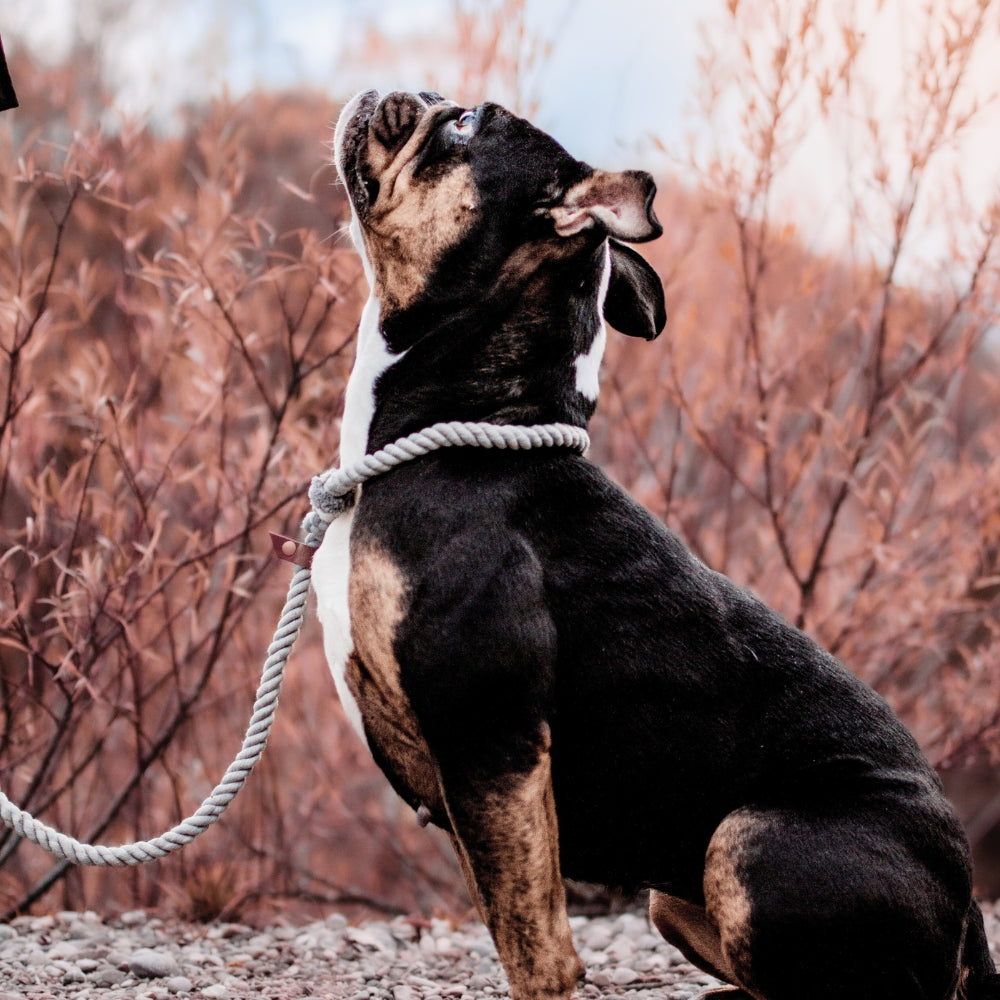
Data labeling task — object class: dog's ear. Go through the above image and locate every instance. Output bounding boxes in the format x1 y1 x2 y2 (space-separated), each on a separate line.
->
551 169 662 244
603 241 666 340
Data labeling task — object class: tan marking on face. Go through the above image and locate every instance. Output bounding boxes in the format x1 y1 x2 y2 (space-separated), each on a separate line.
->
704 811 760 994
444 732 582 1000
488 235 579 296
362 163 478 314
347 544 443 817
355 102 478 313
364 96 446 196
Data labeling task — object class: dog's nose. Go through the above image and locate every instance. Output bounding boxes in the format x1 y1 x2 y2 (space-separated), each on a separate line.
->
371 92 427 153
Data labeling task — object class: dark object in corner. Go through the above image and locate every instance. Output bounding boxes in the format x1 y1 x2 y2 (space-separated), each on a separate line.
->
0 34 18 112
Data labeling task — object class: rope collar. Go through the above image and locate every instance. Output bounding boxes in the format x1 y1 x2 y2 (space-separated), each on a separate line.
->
273 420 590 569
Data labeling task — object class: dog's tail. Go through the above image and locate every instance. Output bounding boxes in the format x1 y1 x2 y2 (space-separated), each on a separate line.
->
959 901 1000 999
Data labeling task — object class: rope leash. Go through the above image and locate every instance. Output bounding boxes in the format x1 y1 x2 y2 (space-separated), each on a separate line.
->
0 421 589 866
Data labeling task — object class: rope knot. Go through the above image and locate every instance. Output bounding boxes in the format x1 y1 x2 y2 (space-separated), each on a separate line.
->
308 476 357 523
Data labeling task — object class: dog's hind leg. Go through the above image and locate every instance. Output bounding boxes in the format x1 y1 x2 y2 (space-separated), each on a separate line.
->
691 805 971 1000
439 731 583 1000
958 899 1000 999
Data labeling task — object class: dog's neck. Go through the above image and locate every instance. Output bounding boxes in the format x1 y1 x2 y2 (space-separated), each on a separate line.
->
340 242 611 464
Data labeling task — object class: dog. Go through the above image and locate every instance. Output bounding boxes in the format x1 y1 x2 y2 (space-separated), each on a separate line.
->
312 89 1000 1000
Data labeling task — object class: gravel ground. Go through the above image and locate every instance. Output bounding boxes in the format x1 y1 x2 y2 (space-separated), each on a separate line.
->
2 902 998 1000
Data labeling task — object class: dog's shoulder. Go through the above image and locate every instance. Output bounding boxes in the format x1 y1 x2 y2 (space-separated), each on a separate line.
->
350 452 562 747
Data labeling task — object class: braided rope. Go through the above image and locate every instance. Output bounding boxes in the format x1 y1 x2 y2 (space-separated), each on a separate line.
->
0 421 588 865
303 421 589 541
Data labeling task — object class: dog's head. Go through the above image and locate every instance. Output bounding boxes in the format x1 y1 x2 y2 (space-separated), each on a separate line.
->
334 90 666 344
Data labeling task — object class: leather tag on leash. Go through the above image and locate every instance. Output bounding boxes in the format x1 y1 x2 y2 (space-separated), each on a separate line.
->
269 533 315 569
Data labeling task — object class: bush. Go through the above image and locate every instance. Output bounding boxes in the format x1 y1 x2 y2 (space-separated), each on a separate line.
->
1 82 467 920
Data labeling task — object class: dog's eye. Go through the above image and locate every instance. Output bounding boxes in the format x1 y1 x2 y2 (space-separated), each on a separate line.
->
442 109 478 143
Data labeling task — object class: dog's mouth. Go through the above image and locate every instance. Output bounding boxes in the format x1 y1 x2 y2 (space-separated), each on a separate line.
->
334 89 381 217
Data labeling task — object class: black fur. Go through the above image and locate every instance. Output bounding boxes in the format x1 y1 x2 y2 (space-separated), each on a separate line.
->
330 90 997 1000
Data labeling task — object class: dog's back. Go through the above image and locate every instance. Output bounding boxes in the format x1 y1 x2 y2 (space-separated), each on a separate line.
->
356 446 992 999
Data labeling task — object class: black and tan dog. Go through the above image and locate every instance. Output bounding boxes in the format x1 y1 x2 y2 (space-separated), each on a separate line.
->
312 89 999 1000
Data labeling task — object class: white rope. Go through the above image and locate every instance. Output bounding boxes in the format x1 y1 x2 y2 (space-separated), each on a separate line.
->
0 421 588 865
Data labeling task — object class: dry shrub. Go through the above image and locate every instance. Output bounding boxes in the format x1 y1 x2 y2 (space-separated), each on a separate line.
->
3 0 1000 918
597 0 1000 770
183 861 246 925
0 73 466 920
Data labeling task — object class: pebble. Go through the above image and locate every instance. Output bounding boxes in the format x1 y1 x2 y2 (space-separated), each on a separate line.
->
130 947 182 978
0 902 996 999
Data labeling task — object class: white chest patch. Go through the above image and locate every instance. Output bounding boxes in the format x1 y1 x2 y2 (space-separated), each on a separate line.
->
312 288 403 748
339 296 401 467
573 241 612 402
318 97 411 748
311 507 368 745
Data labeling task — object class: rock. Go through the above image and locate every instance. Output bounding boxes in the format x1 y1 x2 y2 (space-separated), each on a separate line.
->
609 966 639 985
136 990 171 1000
106 948 132 969
582 924 613 952
49 940 81 960
0 905 987 999
346 925 397 953
130 947 181 978
94 967 127 987
606 935 636 963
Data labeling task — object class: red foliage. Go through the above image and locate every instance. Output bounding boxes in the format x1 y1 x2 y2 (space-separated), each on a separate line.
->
2 0 1000 917
0 73 467 921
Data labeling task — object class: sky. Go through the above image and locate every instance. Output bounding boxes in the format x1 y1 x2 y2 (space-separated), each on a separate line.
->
2 0 998 274
1 0 699 169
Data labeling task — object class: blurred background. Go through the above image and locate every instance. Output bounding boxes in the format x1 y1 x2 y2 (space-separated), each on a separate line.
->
1 0 999 924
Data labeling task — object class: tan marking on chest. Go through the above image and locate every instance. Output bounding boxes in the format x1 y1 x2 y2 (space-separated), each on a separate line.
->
346 544 443 817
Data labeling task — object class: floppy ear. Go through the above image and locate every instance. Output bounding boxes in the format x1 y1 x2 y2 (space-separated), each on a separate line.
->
603 241 666 340
551 169 662 243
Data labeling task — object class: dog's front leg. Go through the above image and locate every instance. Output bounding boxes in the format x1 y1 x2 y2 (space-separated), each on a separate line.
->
398 533 582 998
439 730 583 1000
